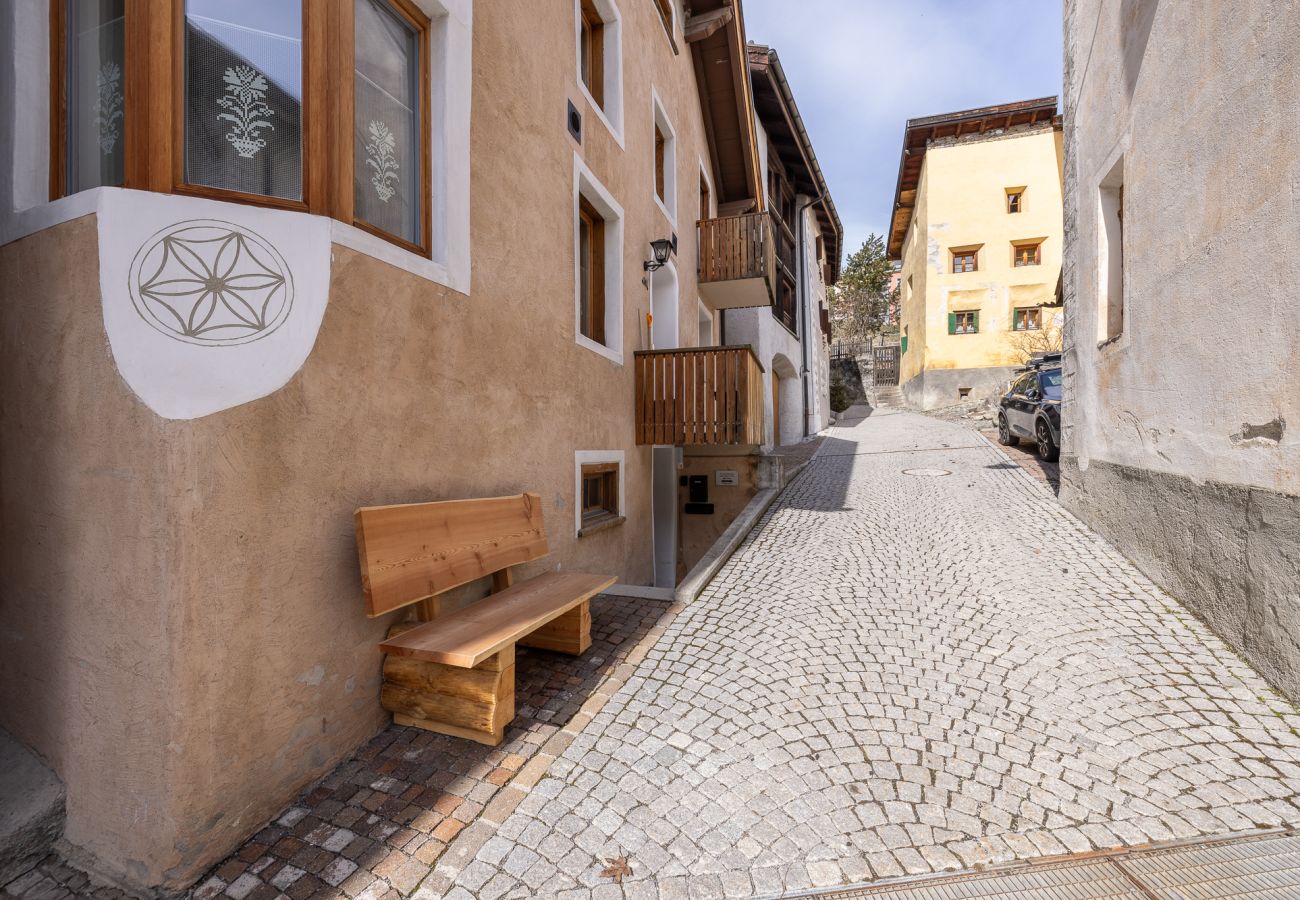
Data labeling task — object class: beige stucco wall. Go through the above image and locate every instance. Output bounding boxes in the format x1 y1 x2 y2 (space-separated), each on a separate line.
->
0 0 733 890
899 125 1063 395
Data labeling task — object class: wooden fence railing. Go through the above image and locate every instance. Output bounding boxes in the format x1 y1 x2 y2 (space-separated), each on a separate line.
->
697 212 773 284
634 346 765 445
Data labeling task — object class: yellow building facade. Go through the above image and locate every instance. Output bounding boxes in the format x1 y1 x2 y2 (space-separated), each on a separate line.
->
888 99 1064 409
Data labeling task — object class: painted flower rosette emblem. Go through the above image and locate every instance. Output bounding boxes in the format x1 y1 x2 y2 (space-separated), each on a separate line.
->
128 221 294 346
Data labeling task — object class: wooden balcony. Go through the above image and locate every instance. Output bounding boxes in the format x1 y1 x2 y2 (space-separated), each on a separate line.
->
696 212 776 310
634 346 765 446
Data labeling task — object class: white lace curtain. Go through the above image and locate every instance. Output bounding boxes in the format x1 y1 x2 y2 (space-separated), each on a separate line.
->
353 0 420 245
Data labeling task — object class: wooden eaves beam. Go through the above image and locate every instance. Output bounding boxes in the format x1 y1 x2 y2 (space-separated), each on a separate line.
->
685 7 732 43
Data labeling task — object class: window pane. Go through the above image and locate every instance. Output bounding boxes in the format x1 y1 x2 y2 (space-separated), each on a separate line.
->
184 0 303 200
579 217 592 337
66 0 125 194
355 0 421 246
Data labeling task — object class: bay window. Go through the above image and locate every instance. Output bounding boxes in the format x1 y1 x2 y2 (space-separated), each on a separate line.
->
47 0 432 256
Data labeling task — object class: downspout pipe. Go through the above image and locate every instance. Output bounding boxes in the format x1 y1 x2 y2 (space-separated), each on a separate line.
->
797 192 827 438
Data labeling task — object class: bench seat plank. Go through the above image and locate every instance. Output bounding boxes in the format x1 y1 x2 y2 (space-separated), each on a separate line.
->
379 571 616 668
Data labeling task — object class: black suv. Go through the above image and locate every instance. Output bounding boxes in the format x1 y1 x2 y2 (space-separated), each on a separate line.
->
997 353 1062 461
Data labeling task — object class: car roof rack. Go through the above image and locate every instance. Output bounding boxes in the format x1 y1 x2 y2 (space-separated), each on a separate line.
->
1013 351 1063 374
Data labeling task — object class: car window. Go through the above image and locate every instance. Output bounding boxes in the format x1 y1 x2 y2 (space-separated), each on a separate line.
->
1039 368 1062 400
1014 374 1036 395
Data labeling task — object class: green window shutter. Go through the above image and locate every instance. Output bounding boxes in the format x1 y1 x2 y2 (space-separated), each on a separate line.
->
972 311 979 334
901 335 908 353
947 312 956 335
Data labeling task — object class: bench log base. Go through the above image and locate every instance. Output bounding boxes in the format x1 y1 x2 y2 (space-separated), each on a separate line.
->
380 626 515 746
517 600 591 656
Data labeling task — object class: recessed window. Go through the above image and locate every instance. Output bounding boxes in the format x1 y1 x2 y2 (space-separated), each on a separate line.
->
1099 157 1125 343
651 96 676 221
52 0 126 197
949 310 978 335
1013 241 1042 267
574 159 624 361
1006 188 1024 213
1014 307 1042 331
183 0 304 201
353 0 428 252
654 125 666 202
579 0 605 106
653 0 674 39
951 248 978 274
580 462 620 527
578 197 606 344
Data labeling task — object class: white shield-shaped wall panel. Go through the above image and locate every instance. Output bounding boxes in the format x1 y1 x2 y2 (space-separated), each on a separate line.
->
98 190 331 420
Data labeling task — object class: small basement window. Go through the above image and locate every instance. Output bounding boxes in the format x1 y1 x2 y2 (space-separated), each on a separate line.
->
951 248 978 274
1013 307 1042 331
580 462 620 529
949 310 979 335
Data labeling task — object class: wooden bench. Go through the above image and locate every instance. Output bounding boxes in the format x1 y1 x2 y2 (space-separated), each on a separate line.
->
354 493 616 745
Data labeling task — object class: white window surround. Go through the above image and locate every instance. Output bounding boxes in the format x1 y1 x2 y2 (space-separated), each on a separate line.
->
651 89 676 228
573 0 624 148
574 153 625 365
0 0 473 295
574 450 625 537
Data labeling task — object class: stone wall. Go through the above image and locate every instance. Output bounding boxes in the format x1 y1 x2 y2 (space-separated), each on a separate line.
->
1062 1 1300 698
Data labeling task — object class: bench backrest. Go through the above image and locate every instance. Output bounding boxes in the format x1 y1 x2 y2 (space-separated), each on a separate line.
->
355 493 549 617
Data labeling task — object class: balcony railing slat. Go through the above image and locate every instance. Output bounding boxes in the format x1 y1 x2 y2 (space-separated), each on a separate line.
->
633 346 764 446
699 212 771 284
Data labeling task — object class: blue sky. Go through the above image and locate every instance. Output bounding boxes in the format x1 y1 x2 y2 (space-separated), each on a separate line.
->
741 1 1063 260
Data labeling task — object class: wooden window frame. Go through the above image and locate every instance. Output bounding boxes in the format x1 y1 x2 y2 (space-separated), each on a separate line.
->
951 248 978 274
578 196 606 345
347 0 433 257
580 462 619 527
1013 307 1042 332
48 0 432 258
1013 241 1042 267
49 0 130 200
652 0 678 52
48 1 67 200
654 124 666 203
1006 188 1024 214
579 0 604 107
950 310 978 335
171 0 316 214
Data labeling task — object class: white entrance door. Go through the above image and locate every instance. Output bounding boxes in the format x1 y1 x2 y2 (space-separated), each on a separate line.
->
652 447 677 588
650 263 680 588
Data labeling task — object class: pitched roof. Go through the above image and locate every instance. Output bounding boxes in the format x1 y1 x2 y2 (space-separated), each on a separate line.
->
748 44 843 282
886 97 1059 259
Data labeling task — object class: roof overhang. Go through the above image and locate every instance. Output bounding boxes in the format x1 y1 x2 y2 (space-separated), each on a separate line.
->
886 96 1059 260
749 45 843 283
687 0 765 212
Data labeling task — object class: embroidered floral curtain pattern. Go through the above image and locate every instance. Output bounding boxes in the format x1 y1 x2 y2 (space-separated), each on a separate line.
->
183 0 303 201
354 0 420 245
66 0 126 194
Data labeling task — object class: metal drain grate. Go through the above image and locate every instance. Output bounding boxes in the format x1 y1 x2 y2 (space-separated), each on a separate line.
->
790 832 1300 900
1117 832 1300 898
809 858 1142 899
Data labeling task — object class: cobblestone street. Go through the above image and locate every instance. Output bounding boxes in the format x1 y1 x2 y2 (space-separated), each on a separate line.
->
425 408 1300 898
